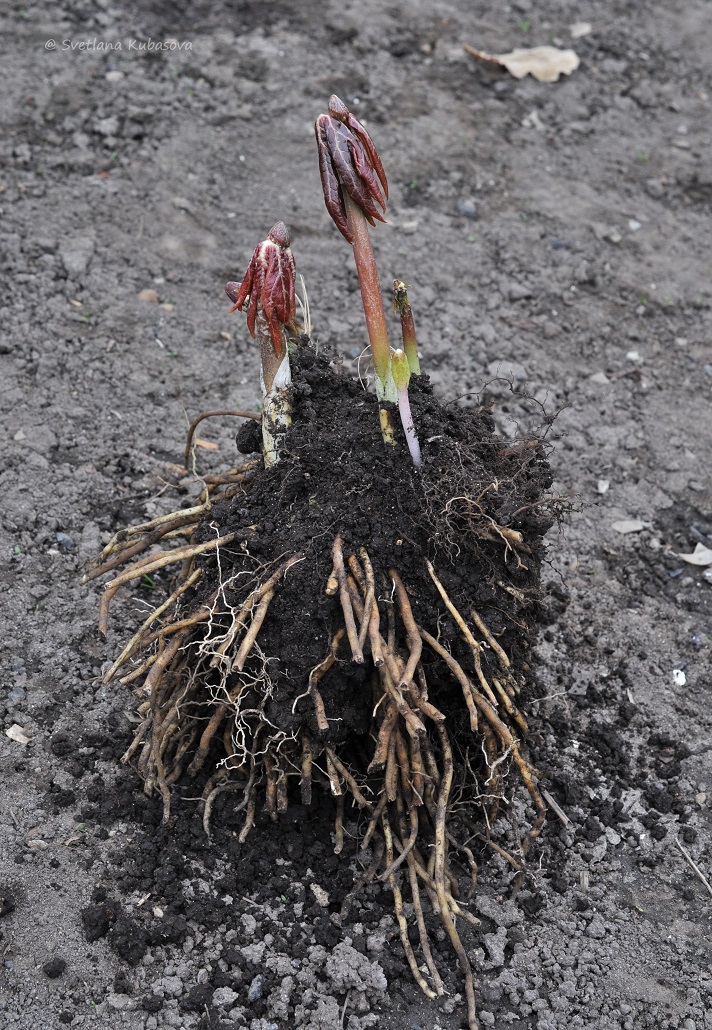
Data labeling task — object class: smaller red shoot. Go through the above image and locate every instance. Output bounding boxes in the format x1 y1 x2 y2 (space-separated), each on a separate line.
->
225 221 296 358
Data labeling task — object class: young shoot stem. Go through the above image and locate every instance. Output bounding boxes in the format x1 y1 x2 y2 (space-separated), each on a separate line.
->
343 192 397 411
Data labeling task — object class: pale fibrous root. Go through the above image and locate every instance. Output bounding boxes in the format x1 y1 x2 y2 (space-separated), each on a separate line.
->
94 501 545 1030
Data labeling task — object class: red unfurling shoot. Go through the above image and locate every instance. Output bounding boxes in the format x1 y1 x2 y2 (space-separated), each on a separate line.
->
315 96 397 443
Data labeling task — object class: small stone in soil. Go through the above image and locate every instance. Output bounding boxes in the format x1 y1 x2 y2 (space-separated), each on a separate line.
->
611 519 645 534
42 957 66 978
248 974 264 1003
454 199 478 218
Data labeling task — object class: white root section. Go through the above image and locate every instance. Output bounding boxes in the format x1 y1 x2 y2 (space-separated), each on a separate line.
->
261 349 292 468
396 387 422 467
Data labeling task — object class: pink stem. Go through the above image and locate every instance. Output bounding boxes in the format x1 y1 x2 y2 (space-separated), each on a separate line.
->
343 192 391 389
400 302 420 375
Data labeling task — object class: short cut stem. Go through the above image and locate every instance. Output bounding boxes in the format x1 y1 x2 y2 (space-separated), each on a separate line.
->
393 281 421 375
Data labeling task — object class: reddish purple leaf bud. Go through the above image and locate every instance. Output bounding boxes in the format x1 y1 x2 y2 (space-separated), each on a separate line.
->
327 95 349 121
225 281 241 303
267 221 291 248
226 222 296 357
315 96 388 242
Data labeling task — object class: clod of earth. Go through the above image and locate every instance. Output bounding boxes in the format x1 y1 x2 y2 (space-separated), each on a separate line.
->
86 97 561 1030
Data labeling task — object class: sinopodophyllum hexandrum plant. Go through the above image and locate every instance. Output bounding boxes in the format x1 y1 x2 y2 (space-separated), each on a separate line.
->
225 220 297 468
315 95 399 445
86 95 552 1030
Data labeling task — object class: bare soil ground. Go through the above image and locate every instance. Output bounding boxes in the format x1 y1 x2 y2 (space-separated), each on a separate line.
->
1 2 711 1029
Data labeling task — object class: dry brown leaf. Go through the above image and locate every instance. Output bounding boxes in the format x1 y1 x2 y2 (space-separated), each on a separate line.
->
464 43 580 82
194 438 219 451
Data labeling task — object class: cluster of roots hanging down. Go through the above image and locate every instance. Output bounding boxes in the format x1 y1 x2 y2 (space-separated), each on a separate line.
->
88 469 547 1030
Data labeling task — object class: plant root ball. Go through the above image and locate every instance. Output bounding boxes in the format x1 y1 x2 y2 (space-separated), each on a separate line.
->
184 339 556 748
